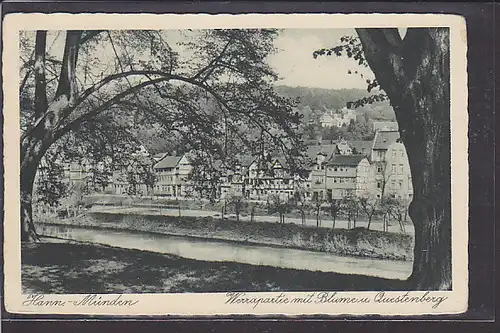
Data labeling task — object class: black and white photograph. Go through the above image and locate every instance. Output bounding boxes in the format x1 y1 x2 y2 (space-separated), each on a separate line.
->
3 13 468 316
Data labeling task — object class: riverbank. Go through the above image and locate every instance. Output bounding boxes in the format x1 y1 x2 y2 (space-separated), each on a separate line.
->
36 212 414 261
22 241 409 293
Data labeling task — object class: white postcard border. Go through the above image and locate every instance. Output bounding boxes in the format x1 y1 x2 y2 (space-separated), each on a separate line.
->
3 13 469 316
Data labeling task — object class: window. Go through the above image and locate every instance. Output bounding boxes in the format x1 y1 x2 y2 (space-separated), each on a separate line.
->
401 149 405 157
392 149 397 158
334 167 338 171
392 164 397 173
377 165 383 173
399 164 404 174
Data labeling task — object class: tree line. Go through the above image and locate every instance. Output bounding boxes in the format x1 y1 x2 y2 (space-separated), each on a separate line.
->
222 192 410 233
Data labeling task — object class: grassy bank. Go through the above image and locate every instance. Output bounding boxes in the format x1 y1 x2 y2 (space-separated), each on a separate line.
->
22 241 409 294
37 212 414 261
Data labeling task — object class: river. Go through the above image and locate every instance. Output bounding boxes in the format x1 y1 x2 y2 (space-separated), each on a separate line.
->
38 224 412 280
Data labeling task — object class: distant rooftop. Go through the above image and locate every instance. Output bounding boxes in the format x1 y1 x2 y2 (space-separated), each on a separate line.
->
347 140 373 155
373 121 399 132
154 155 183 169
372 130 401 150
326 155 365 167
306 144 337 160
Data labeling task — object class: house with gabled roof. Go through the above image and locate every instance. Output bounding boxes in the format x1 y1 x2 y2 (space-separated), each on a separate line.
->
323 154 373 200
153 153 192 198
371 130 413 200
243 154 295 201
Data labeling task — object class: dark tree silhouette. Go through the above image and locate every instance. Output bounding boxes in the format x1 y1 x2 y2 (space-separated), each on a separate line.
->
316 28 452 290
19 29 306 241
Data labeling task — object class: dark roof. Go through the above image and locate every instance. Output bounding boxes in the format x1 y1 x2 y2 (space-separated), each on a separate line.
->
326 155 365 167
304 139 322 146
347 140 373 154
306 145 337 160
152 152 168 161
372 130 400 150
154 155 183 169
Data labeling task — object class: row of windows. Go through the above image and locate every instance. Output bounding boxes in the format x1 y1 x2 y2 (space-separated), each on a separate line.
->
377 164 405 174
391 147 406 158
316 165 353 172
376 180 407 190
246 179 292 185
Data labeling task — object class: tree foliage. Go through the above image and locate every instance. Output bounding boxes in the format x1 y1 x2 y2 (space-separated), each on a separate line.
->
20 29 308 240
313 34 389 108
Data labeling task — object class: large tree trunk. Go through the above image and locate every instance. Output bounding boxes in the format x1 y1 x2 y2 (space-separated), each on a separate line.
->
357 28 451 290
20 151 44 242
20 31 83 242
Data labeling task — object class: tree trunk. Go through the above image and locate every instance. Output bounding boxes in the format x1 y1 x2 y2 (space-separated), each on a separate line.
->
20 160 39 242
367 215 372 230
357 28 451 290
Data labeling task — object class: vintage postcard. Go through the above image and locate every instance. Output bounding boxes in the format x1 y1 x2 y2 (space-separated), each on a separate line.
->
3 13 468 316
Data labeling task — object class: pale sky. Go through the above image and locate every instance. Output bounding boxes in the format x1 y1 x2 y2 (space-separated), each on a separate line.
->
268 29 374 90
36 28 409 90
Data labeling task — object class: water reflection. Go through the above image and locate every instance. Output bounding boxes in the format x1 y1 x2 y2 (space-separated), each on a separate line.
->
37 224 412 280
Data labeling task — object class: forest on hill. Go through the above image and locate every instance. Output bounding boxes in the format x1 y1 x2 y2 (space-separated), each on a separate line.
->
140 85 397 154
275 85 396 142
274 85 396 122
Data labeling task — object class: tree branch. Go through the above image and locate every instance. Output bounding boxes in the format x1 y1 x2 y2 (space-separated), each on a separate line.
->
80 30 105 45
55 77 169 141
355 28 405 105
34 31 48 118
55 30 82 103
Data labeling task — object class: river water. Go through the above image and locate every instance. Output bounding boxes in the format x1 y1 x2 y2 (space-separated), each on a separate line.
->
38 224 412 280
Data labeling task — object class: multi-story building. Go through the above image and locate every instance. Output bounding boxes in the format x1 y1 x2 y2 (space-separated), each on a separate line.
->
245 157 294 201
48 128 413 204
153 154 192 198
371 130 413 199
309 151 373 200
320 107 357 128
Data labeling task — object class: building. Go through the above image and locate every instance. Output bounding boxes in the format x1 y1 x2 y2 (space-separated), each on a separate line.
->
320 107 356 127
48 127 413 204
371 130 413 199
346 140 373 157
245 157 294 201
153 154 192 198
112 153 154 196
309 151 373 201
373 121 399 132
305 139 373 158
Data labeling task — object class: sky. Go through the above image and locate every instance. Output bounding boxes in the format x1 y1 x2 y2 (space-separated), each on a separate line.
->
33 28 408 91
267 29 375 90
